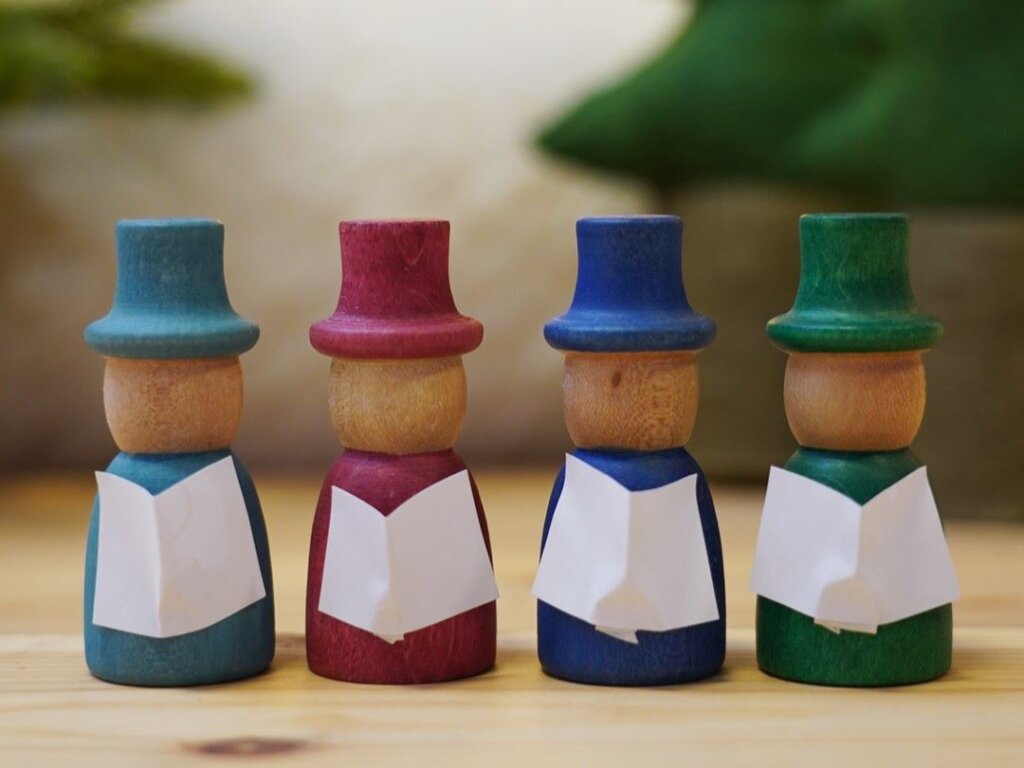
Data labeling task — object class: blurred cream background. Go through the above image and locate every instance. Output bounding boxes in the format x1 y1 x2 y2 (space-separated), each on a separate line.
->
6 0 1021 522
0 0 690 469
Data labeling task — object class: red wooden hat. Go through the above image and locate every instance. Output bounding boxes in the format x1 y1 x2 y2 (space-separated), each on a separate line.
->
310 220 483 359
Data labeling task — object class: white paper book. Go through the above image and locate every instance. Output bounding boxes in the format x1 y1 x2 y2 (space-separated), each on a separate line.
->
93 456 266 638
318 470 499 643
750 466 960 633
532 455 719 644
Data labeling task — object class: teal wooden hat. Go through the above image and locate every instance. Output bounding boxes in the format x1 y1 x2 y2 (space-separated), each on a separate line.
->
767 214 942 353
85 219 259 359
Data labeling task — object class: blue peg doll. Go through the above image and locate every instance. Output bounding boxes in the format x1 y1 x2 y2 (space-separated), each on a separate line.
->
83 219 274 686
533 216 725 685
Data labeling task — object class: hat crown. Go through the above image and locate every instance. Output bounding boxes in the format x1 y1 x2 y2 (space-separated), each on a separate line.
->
309 220 482 359
767 213 942 353
85 219 258 359
335 220 458 320
794 214 915 315
569 216 692 317
543 216 715 352
112 219 232 317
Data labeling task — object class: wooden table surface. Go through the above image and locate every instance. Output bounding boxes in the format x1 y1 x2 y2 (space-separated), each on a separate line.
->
2 469 1023 766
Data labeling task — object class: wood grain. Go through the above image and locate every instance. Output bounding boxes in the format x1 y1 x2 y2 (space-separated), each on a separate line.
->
103 357 243 453
784 351 925 451
2 629 1022 767
1 470 1023 765
327 356 465 454
563 351 699 451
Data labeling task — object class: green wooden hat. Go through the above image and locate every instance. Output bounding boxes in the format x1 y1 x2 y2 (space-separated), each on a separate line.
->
767 214 942 353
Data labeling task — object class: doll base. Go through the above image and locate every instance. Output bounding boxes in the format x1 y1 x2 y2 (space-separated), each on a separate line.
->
756 597 952 687
539 603 724 687
307 605 496 685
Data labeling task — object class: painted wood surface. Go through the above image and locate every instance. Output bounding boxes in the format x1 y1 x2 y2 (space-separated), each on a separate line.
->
544 217 715 353
757 449 951 686
540 216 723 685
308 220 494 683
84 219 259 359
306 450 496 684
538 448 725 685
760 213 950 686
83 218 272 686
766 214 942 353
84 450 275 686
309 220 482 360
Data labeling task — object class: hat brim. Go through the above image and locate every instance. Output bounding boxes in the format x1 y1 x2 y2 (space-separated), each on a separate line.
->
544 310 716 352
310 314 483 359
85 313 259 358
767 310 943 353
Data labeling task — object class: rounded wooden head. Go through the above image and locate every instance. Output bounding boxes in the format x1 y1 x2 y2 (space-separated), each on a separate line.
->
328 356 466 454
784 352 926 451
562 351 699 452
104 357 243 453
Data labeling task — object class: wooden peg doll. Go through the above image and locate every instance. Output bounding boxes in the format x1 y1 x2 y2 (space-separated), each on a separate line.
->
83 219 274 686
751 213 959 686
307 220 498 684
533 216 725 685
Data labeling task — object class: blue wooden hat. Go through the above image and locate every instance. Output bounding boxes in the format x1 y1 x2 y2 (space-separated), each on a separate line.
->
544 216 715 352
85 219 259 359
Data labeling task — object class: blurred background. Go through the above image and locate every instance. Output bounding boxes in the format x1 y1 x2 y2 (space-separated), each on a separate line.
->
1 0 1022 519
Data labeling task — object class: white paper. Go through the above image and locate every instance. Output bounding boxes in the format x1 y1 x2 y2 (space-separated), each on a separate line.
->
750 466 959 634
318 470 498 642
93 456 266 638
532 455 719 643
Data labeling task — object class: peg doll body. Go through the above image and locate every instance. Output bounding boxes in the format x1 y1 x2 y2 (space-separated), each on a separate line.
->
534 216 725 686
307 220 497 684
752 213 958 686
83 219 274 686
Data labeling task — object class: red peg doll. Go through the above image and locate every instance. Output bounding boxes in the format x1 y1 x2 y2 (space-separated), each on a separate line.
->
306 220 497 684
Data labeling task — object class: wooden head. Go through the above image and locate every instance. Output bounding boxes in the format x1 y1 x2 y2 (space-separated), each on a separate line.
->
328 356 466 455
784 351 926 451
562 351 699 452
104 357 243 454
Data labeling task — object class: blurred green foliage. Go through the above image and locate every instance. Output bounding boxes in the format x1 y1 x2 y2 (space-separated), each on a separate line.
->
0 0 251 110
539 0 1024 207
